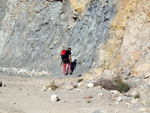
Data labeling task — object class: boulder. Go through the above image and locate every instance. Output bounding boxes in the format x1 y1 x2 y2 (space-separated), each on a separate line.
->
51 95 58 102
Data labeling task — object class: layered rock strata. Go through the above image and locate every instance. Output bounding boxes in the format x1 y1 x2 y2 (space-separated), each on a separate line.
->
0 0 116 75
0 0 150 77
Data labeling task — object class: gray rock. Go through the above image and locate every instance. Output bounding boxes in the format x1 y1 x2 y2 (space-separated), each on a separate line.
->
0 0 116 76
12 102 16 104
93 109 101 113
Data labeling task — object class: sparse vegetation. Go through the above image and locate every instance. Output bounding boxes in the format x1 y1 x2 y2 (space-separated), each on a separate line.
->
115 81 130 93
83 96 93 99
77 78 83 83
46 80 58 90
73 85 77 88
134 93 140 99
87 100 91 103
94 78 115 90
114 75 122 83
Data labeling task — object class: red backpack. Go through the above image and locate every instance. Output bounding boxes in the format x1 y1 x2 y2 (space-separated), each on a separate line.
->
61 50 67 60
61 50 70 63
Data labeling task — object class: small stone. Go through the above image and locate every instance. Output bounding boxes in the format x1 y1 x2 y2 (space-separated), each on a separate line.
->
147 78 150 85
126 103 131 106
111 90 120 95
89 77 94 81
42 87 46 91
116 102 119 104
76 88 80 92
62 100 66 103
99 103 102 105
78 74 82 77
2 84 6 87
78 83 82 87
139 108 147 112
131 91 137 96
51 95 58 102
131 99 138 104
106 103 110 105
97 86 102 89
93 109 101 113
145 73 150 79
65 85 74 90
117 97 122 102
12 102 16 104
98 93 103 96
87 83 94 88
115 110 119 113
39 72 45 76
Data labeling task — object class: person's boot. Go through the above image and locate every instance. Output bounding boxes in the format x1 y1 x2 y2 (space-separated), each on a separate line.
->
65 72 68 75
68 72 73 75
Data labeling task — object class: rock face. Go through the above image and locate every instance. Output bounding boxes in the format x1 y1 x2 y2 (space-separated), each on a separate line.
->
0 0 150 77
95 0 150 76
0 0 116 76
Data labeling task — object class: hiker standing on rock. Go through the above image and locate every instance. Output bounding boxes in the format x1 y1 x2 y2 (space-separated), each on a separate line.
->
61 48 72 75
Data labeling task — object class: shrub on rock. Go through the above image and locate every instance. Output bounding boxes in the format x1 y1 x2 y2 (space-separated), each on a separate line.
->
77 78 83 83
115 81 130 93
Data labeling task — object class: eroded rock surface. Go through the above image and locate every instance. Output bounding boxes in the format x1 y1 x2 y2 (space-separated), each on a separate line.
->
0 0 116 76
0 0 150 77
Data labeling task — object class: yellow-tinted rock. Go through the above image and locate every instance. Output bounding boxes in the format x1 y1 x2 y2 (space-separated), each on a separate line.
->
94 68 103 76
133 64 150 75
70 0 90 18
111 10 127 28
131 49 141 60
146 12 150 22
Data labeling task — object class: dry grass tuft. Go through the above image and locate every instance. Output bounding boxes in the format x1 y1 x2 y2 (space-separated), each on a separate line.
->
83 96 93 99
134 93 140 99
46 80 58 90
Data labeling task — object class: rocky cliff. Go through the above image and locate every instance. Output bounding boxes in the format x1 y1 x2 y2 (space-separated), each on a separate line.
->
0 0 150 77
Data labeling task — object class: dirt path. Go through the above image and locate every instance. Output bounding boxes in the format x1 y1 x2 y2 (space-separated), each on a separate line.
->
0 75 142 113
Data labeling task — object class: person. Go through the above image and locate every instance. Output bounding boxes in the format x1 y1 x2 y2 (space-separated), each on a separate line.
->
63 48 72 75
